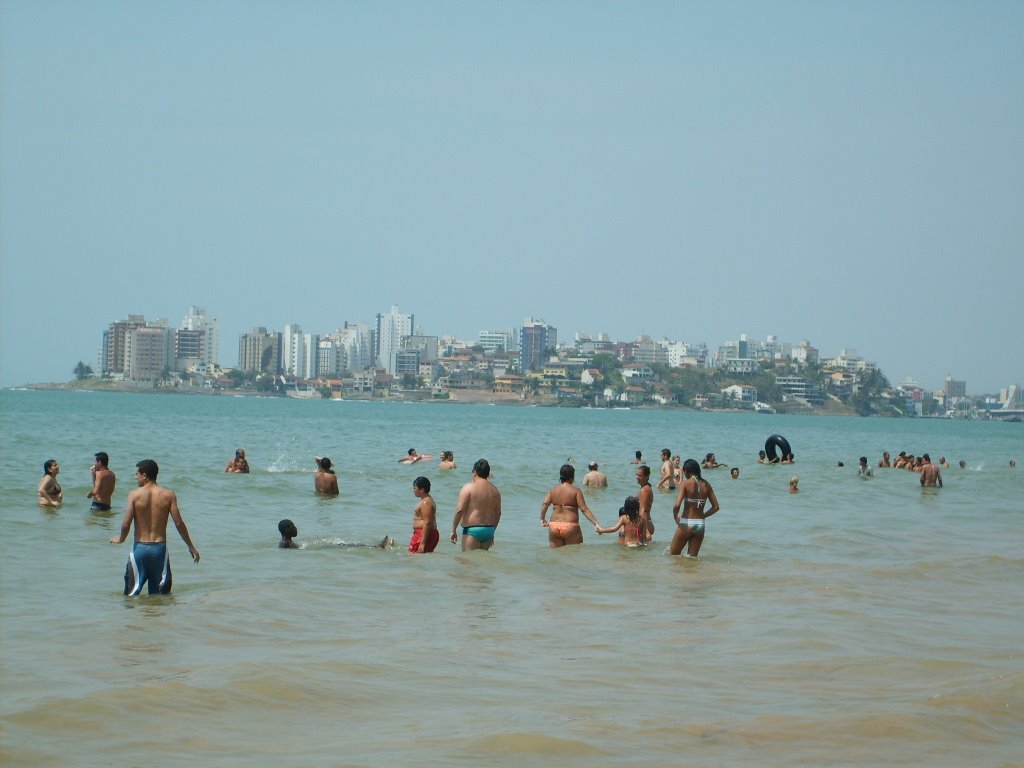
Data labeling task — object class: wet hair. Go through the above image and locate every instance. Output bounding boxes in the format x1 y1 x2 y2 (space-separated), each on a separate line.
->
278 518 296 535
408 448 417 456
43 459 57 475
705 453 714 461
859 456 867 464
661 448 671 457
588 462 598 470
235 448 245 458
136 459 159 481
559 463 575 483
473 458 491 479
683 458 703 480
620 496 640 523
413 476 431 492
318 457 333 471
922 453 931 462
637 464 651 479
634 450 642 459
758 450 766 458
94 452 109 467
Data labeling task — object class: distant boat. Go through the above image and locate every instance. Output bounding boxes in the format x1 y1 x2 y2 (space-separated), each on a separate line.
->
754 402 776 414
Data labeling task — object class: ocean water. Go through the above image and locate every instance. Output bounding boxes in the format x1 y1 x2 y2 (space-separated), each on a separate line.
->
1 389 1021 767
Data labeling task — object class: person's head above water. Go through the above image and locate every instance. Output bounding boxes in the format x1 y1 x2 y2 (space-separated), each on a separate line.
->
278 518 297 537
620 496 640 521
317 457 333 471
472 458 491 478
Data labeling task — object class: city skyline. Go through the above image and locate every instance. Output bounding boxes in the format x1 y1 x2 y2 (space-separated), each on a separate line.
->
2 3 1022 393
85 304 1004 397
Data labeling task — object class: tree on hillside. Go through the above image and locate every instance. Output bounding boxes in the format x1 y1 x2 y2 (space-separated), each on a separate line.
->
73 361 94 380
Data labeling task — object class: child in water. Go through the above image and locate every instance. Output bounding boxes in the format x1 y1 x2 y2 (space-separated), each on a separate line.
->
596 496 646 547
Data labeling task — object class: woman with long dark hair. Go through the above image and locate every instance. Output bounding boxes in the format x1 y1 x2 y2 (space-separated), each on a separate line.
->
669 458 720 557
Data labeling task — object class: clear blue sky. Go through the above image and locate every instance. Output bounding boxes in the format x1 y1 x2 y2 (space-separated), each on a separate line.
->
2 1 1021 393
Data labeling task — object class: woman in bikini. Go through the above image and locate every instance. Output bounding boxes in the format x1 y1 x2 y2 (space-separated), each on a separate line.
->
38 458 63 507
539 463 601 548
596 496 645 547
669 458 720 557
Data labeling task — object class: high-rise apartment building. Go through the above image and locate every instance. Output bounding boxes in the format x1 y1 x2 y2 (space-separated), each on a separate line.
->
520 317 557 373
282 324 319 379
103 315 148 375
375 305 414 374
125 325 171 381
238 328 282 374
181 305 220 367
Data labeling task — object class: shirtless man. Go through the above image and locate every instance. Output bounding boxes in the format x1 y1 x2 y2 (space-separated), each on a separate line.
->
920 454 943 488
635 464 654 542
450 458 501 551
87 451 116 510
878 451 891 468
278 518 299 548
630 450 644 465
410 476 439 553
110 459 200 595
38 459 63 507
583 462 608 487
540 463 601 547
314 456 340 495
225 448 250 473
656 448 675 490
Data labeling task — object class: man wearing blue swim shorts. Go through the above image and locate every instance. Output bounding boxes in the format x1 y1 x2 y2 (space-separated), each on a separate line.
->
110 459 200 595
450 458 502 551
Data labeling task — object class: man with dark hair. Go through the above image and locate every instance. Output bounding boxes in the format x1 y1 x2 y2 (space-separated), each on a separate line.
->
278 519 299 548
920 454 942 488
657 448 675 490
314 456 339 495
88 451 116 511
110 459 200 595
450 458 502 551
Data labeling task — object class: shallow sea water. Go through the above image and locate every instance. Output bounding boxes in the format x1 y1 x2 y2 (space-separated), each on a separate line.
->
1 390 1022 767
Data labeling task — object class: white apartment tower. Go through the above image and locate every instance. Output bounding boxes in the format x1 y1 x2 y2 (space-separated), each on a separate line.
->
283 324 319 379
375 305 414 374
181 305 220 367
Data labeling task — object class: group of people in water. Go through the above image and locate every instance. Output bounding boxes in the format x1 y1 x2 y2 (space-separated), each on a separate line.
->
40 435 1003 597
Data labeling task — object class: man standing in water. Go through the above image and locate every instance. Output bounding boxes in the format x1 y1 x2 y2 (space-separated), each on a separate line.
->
635 464 655 542
314 456 340 495
920 454 943 488
450 458 501 551
87 451 116 511
110 459 200 595
657 448 675 490
583 462 608 487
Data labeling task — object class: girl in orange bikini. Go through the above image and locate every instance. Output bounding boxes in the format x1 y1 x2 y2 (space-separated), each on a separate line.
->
596 496 645 547
539 463 601 548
